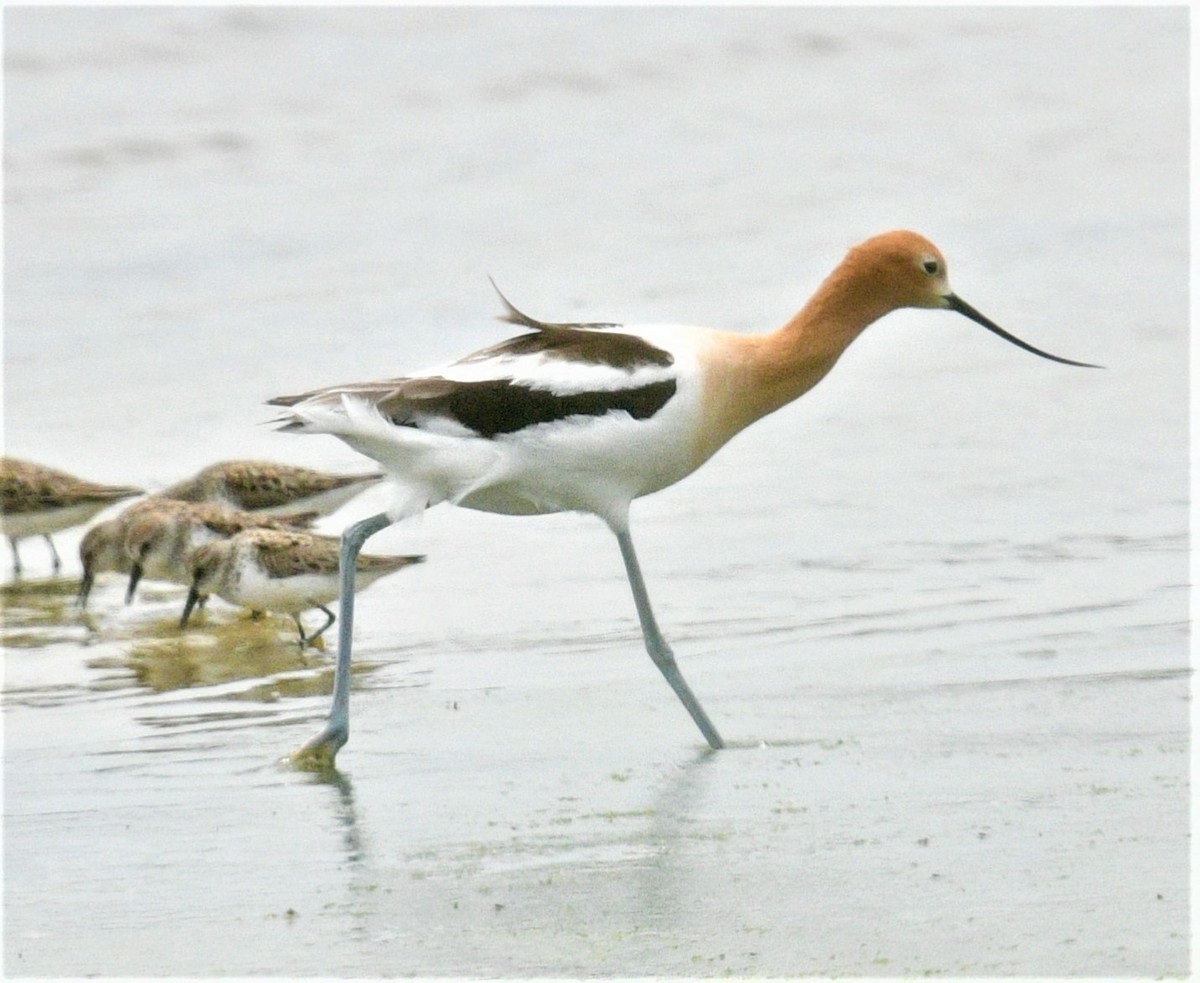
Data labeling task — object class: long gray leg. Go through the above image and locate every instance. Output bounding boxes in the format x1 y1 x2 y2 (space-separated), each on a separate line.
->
615 528 725 750
291 511 393 767
9 537 23 577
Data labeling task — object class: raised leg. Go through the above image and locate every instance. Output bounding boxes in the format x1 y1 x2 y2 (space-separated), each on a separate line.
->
306 606 337 645
615 528 725 750
292 607 335 648
44 534 62 573
290 511 393 768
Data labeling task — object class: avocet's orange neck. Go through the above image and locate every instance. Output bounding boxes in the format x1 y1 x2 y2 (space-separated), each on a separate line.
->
762 255 899 402
696 254 899 462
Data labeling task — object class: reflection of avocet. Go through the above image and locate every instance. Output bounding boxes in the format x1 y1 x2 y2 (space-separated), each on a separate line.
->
271 230 1099 766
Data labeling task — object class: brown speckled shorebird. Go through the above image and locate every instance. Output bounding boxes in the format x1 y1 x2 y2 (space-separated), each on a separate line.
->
122 499 317 603
159 460 383 517
78 496 218 608
79 502 152 607
182 527 423 646
0 457 143 576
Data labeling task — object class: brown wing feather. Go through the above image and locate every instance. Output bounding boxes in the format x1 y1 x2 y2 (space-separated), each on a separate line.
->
253 530 341 578
251 529 424 579
219 462 375 510
194 504 316 536
488 278 619 332
0 457 142 513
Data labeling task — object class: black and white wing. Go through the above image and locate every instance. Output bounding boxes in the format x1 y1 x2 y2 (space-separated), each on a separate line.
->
270 290 681 440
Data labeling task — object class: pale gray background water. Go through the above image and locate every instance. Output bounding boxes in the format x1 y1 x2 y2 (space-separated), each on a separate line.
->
2 6 1189 978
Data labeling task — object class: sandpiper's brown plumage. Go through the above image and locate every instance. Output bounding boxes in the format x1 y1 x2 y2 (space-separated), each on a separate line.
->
1 457 143 576
183 527 423 645
159 460 383 517
79 502 151 607
122 499 316 603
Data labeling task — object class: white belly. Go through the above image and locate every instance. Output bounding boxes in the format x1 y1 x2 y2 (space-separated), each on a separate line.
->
0 500 115 538
455 408 700 522
224 567 339 613
289 323 716 528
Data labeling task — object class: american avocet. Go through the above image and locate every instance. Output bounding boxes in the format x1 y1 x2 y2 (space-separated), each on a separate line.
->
181 527 423 646
270 230 1099 765
122 499 316 603
0 457 143 577
159 460 383 517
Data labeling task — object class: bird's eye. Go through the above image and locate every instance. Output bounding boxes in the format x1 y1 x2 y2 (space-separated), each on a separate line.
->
922 258 941 276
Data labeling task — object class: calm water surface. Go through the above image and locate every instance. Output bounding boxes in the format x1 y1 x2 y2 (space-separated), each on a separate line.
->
2 7 1189 977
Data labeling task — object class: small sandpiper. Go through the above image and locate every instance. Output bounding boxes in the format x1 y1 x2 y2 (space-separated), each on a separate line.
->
78 496 194 607
1 457 143 576
79 516 135 607
182 527 424 646
158 460 383 517
122 499 316 603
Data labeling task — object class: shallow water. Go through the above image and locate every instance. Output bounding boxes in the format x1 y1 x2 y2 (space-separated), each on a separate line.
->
2 6 1190 978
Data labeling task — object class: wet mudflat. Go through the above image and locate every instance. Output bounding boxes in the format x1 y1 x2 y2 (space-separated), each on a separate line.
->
3 6 1189 978
3 523 1189 976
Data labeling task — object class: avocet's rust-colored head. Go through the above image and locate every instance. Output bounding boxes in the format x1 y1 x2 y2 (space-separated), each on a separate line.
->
847 230 1100 368
845 231 952 308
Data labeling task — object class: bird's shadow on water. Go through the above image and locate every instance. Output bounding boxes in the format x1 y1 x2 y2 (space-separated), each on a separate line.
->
285 736 804 871
635 736 841 914
300 764 364 864
601 742 754 940
283 741 725 877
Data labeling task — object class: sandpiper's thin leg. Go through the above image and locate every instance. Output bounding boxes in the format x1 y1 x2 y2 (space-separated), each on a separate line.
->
78 567 94 609
44 535 62 573
307 606 337 645
615 528 725 750
125 564 143 604
9 537 23 577
291 511 392 767
179 587 208 628
292 614 308 647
